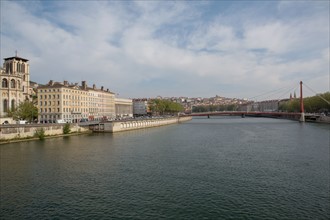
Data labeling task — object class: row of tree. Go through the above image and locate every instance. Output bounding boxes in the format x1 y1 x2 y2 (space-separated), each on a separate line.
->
149 99 184 115
279 92 330 113
192 104 238 112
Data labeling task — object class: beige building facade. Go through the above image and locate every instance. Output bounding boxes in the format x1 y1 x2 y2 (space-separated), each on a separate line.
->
37 80 115 123
0 55 30 118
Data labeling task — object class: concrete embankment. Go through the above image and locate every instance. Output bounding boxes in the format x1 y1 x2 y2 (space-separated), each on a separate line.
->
0 124 90 144
89 116 192 133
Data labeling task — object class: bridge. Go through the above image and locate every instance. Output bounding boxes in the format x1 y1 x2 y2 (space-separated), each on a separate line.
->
185 81 328 122
185 111 323 122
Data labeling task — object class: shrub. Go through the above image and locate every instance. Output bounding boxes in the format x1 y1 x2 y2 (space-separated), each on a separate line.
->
35 128 45 140
63 124 71 134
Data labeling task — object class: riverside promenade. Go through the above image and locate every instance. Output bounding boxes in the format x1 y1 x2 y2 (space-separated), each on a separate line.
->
88 116 192 133
0 116 192 143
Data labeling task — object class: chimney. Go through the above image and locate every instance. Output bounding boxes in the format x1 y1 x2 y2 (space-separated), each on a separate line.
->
106 89 109 92
93 84 96 90
101 86 104 91
82 81 87 89
64 80 68 86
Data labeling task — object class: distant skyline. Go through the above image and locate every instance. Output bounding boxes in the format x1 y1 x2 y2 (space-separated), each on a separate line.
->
1 0 329 100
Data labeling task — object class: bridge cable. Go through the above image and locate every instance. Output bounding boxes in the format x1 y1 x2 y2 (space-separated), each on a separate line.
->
303 83 330 105
248 83 297 101
276 84 299 100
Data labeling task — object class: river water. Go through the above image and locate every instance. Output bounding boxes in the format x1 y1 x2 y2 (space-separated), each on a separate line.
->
1 117 329 219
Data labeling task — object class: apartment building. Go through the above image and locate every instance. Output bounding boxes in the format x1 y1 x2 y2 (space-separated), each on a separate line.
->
133 99 150 116
0 55 30 117
37 80 115 123
115 98 133 118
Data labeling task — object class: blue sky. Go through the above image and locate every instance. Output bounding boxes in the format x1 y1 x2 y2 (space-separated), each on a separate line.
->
1 0 329 100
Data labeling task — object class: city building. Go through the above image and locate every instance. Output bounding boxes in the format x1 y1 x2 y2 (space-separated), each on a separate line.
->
115 98 133 118
0 55 31 118
37 80 115 123
133 99 150 116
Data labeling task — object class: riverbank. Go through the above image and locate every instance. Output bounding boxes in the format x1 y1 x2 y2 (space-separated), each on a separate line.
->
0 124 90 144
0 116 192 144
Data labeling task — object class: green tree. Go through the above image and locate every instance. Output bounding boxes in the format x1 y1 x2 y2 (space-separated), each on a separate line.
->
279 92 330 113
149 99 184 115
8 101 38 122
63 124 71 134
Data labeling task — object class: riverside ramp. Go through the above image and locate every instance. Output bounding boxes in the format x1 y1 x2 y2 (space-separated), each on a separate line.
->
89 116 192 133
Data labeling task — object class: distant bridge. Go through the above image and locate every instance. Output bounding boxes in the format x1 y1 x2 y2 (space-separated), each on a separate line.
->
185 111 301 120
187 81 315 122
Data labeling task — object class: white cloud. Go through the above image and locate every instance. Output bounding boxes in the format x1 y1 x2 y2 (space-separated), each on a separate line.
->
1 1 328 99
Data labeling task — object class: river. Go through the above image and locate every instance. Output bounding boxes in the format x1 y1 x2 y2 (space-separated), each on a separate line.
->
1 117 329 219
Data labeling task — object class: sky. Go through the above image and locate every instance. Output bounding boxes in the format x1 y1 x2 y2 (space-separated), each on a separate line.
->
1 0 329 100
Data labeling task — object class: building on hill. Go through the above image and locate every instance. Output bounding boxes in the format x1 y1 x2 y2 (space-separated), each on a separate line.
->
0 55 31 118
37 80 115 123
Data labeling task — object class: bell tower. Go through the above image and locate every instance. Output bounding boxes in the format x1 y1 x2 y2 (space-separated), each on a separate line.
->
3 52 30 99
1 52 30 118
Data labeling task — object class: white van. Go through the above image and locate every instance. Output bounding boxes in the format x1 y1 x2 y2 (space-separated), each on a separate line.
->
17 120 27 124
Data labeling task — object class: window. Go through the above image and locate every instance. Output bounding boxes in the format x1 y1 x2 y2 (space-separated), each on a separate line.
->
10 79 16 88
40 101 42 106
2 79 8 88
11 99 15 111
17 81 21 89
3 99 8 112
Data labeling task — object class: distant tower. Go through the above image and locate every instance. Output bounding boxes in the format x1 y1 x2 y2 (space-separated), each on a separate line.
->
0 53 30 117
293 91 297 99
290 93 292 100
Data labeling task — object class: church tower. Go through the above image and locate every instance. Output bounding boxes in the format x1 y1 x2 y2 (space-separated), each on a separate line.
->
0 52 30 117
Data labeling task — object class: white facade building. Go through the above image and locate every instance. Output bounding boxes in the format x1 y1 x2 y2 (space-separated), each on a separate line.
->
115 98 133 118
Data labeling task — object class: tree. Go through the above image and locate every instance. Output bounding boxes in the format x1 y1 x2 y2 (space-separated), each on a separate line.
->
8 101 38 122
149 99 184 115
279 92 330 113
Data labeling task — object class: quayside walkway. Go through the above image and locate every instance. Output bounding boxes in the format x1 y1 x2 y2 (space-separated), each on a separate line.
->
85 116 192 133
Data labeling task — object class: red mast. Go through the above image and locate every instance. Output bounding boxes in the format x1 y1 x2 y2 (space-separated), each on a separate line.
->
300 81 305 122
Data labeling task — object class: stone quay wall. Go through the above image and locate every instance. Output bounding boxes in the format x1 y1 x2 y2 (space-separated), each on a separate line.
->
0 124 89 141
90 116 192 133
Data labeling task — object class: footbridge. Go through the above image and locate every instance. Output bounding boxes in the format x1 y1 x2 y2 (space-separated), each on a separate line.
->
187 111 301 119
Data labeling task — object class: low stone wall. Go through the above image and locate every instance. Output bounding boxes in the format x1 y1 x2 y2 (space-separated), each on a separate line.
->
317 115 330 123
91 116 192 133
0 124 89 141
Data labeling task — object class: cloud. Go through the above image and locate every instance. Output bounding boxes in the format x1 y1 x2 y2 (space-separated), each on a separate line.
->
1 0 328 99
